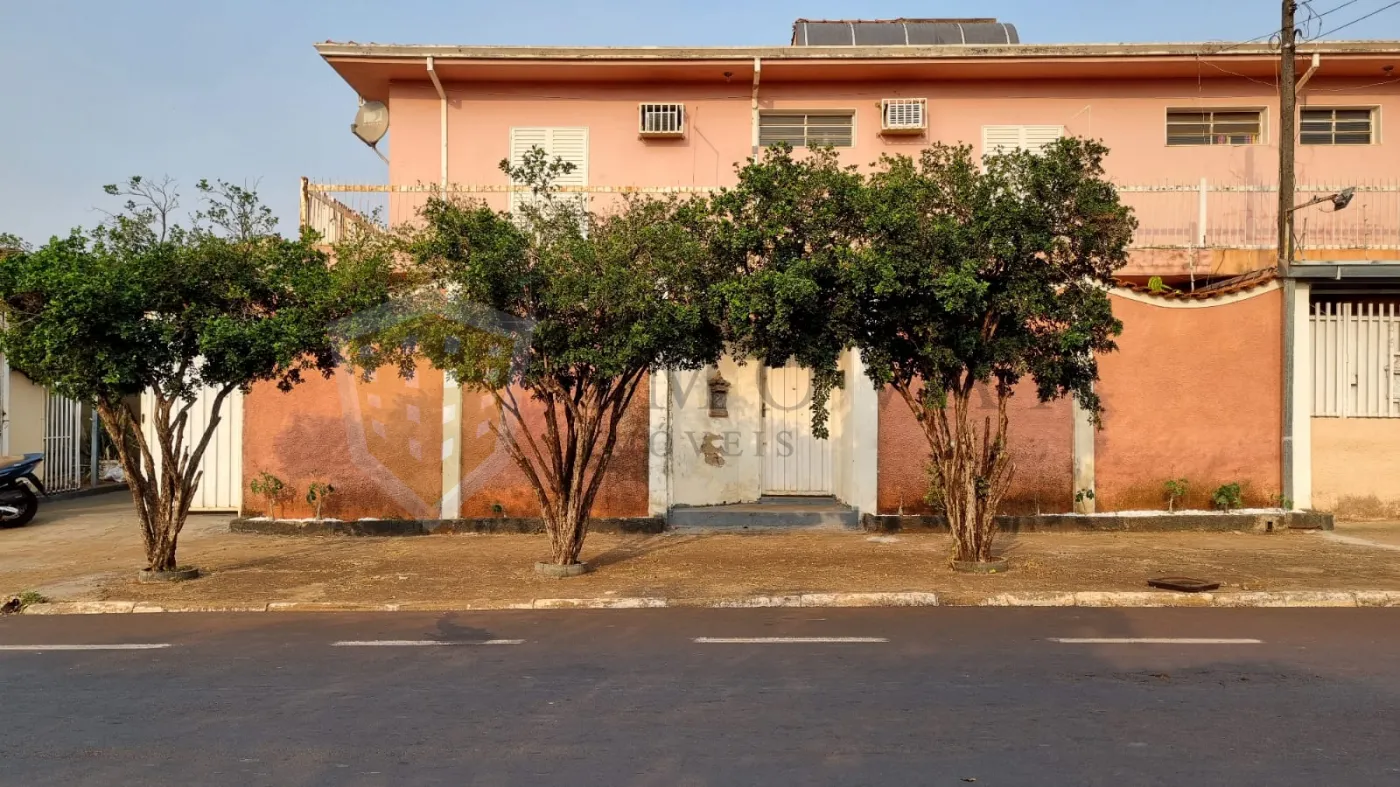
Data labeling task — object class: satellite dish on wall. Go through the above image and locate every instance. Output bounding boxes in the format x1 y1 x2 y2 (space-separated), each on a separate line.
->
351 100 390 164
352 100 389 145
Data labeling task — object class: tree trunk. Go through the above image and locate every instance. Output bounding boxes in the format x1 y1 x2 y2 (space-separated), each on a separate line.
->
489 372 644 568
95 386 233 572
901 379 1015 564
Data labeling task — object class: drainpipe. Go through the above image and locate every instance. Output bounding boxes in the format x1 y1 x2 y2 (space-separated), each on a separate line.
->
426 57 448 188
1295 53 1321 94
750 57 762 157
427 56 461 520
1282 54 1320 511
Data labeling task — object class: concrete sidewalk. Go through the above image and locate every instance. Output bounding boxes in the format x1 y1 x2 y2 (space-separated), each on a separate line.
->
3 495 1400 612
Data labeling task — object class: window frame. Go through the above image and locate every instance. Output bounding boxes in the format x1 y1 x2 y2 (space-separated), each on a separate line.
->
1299 105 1378 146
757 109 858 148
1164 107 1268 147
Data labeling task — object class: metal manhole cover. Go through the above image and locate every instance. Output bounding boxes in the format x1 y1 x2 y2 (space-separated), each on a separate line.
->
1147 576 1221 593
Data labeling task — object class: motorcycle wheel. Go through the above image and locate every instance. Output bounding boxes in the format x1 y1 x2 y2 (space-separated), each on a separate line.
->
0 487 39 528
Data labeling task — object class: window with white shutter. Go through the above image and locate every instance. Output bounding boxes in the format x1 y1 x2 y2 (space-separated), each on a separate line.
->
981 125 1065 156
508 127 589 215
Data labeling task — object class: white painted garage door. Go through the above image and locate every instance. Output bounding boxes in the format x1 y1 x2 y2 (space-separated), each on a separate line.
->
141 387 243 511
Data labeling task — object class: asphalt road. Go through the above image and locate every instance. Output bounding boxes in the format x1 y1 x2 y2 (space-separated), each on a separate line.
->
1 608 1398 786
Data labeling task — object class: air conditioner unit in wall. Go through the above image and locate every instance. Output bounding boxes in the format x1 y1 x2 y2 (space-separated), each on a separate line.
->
639 103 686 137
881 98 927 135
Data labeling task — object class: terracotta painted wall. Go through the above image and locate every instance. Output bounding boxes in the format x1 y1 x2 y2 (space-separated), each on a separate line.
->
245 368 651 520
456 377 651 518
1312 418 1400 519
243 364 444 520
1095 289 1283 511
877 382 1074 515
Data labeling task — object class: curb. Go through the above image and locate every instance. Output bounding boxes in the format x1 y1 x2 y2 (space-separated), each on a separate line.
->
17 590 1400 614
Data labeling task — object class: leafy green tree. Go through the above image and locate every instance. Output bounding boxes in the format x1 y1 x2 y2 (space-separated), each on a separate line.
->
0 178 391 571
354 149 728 567
704 144 866 436
855 139 1136 563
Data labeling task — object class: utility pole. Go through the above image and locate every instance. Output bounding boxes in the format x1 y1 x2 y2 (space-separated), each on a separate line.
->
1278 0 1298 272
1279 0 1300 509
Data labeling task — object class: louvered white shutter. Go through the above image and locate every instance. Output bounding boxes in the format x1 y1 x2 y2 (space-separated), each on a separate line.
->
982 125 1023 155
509 127 588 215
982 124 1064 155
1022 125 1064 152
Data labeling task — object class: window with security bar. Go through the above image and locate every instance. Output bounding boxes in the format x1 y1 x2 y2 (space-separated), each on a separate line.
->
1301 107 1374 145
1166 109 1263 146
758 112 855 147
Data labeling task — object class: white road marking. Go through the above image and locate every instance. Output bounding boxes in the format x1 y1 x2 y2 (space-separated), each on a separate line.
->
694 637 889 644
331 639 524 647
0 644 171 651
1049 638 1263 645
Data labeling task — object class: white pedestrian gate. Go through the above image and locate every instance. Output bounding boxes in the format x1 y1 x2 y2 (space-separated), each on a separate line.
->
140 387 243 511
42 392 83 493
761 361 833 495
1311 301 1400 418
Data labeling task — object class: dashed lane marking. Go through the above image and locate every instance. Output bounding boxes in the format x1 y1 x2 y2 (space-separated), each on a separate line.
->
1049 638 1263 645
694 637 889 644
331 639 525 647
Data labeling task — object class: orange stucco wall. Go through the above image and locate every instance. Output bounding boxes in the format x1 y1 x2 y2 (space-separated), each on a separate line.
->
243 364 444 520
244 367 650 521
877 382 1074 516
456 378 651 518
1095 289 1284 511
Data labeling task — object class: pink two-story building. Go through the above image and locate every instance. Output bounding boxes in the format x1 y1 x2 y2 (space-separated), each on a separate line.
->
232 20 1400 526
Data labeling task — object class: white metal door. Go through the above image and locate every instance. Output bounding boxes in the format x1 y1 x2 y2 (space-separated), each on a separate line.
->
141 387 243 511
42 392 83 493
762 361 833 495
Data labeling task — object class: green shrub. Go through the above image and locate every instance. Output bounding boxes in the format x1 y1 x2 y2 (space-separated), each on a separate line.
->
1163 479 1189 512
250 472 292 519
1212 482 1244 512
305 481 336 520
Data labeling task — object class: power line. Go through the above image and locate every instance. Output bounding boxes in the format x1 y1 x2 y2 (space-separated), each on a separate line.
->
1311 0 1365 21
1204 0 1371 55
1315 0 1400 37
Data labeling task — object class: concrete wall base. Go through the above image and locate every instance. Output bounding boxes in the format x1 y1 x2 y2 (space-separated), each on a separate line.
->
862 511 1333 533
230 516 666 537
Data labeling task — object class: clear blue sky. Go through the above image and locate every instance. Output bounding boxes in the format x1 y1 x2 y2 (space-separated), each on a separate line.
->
3 0 1399 243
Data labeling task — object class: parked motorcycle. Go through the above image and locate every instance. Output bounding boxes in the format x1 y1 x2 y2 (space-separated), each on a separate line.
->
0 453 45 527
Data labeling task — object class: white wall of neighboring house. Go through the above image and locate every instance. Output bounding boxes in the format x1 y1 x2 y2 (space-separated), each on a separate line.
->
4 367 48 457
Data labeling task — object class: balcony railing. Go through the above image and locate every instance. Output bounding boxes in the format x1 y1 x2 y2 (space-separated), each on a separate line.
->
1118 181 1400 253
301 178 1400 254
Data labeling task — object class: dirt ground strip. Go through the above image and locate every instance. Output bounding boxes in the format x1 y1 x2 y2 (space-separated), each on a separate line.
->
2 495 1399 608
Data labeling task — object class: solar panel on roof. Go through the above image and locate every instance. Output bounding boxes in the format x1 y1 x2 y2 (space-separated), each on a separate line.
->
802 23 854 46
903 22 966 45
956 22 1019 44
792 19 1020 46
852 24 909 45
